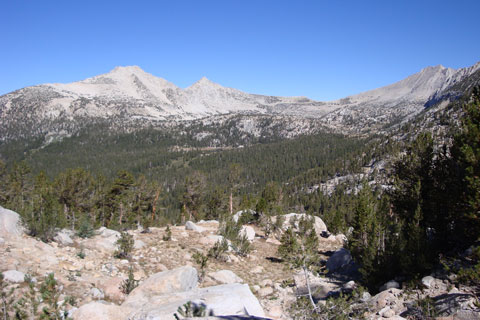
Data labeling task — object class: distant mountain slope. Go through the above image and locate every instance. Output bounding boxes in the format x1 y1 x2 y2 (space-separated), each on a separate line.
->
321 62 480 134
0 62 479 141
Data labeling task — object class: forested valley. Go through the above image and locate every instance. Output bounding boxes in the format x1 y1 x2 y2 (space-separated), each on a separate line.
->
1 88 480 319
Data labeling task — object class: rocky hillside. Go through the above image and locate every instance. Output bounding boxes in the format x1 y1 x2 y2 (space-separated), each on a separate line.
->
1 207 478 320
1 62 479 141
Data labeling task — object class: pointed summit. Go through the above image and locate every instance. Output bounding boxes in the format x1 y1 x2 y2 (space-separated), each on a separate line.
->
189 76 221 89
109 65 149 76
112 65 143 72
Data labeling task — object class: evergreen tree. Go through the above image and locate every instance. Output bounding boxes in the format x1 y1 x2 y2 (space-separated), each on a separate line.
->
106 170 135 228
227 164 242 215
451 87 480 245
54 168 95 230
0 160 7 206
5 161 33 216
278 216 320 310
348 182 390 290
205 187 226 220
389 133 434 275
28 172 63 242
182 171 206 221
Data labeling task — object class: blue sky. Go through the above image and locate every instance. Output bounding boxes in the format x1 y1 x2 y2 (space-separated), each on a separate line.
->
1 0 479 100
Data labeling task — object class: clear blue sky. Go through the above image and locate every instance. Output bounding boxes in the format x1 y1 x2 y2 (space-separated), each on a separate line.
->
1 0 479 100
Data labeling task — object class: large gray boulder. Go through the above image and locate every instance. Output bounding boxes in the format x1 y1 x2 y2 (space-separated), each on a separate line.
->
275 213 328 235
81 227 120 253
185 221 206 232
208 270 243 284
326 248 356 275
73 266 264 320
379 280 400 292
293 270 341 300
240 226 255 242
200 235 225 246
0 206 24 238
54 229 74 246
98 227 121 238
125 266 198 305
125 283 265 319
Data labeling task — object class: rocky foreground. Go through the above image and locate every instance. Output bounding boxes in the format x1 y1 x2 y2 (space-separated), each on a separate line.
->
0 206 478 319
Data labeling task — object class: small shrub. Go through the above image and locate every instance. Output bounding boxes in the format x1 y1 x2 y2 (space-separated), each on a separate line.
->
260 214 284 238
77 247 86 259
192 251 209 281
289 288 369 320
39 273 62 319
174 301 208 319
67 272 76 282
238 210 259 225
218 217 251 257
407 295 438 319
76 217 95 239
0 272 15 320
64 296 77 307
162 225 172 241
114 231 134 259
120 267 139 295
218 218 241 242
208 238 229 261
457 246 480 287
231 233 251 257
281 278 295 288
13 274 39 319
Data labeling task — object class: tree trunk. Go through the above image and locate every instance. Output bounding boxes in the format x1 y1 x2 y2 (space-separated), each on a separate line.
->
71 210 75 231
118 203 124 226
303 265 316 310
151 189 161 223
229 192 233 215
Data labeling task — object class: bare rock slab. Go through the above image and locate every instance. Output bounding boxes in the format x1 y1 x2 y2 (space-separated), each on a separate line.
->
208 270 243 284
125 266 198 305
125 283 265 319
0 206 24 238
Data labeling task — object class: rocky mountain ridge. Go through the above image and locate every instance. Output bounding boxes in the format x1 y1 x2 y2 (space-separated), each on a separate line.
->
1 62 479 141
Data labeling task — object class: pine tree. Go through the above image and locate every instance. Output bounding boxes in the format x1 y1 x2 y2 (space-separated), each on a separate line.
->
182 171 206 221
5 161 33 217
29 172 63 242
114 231 134 259
228 164 242 215
106 170 135 228
451 87 480 245
0 160 7 206
348 182 388 290
54 168 95 230
278 216 319 310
